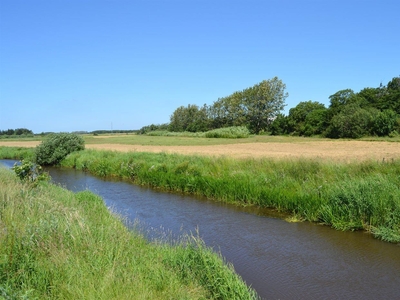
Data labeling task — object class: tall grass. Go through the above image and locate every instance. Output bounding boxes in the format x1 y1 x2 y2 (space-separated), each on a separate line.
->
0 146 34 160
0 168 258 299
59 150 400 243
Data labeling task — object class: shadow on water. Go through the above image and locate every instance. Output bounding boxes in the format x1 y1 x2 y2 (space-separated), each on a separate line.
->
2 160 400 300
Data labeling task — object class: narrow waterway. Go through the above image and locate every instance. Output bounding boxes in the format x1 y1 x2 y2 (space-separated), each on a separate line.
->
2 160 400 299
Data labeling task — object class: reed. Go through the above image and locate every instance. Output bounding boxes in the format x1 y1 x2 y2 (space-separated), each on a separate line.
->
0 168 258 299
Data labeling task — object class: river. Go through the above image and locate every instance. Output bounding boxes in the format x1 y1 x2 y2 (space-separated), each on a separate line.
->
2 160 400 299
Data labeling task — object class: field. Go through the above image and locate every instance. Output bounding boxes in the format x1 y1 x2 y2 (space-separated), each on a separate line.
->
1 134 400 162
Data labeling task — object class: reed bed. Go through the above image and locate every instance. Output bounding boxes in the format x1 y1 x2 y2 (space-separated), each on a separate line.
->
0 168 258 299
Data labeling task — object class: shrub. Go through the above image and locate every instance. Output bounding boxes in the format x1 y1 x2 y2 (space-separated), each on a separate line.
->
35 133 85 165
12 159 50 185
205 126 250 138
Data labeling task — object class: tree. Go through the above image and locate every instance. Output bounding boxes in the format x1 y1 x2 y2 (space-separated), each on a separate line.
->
35 133 85 165
287 101 327 135
371 109 398 136
169 104 210 132
325 104 373 138
270 113 289 135
243 77 288 134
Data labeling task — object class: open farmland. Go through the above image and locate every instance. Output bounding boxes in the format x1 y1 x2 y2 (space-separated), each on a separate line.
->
0 135 399 162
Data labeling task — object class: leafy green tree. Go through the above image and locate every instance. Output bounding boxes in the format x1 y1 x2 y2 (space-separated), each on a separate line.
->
169 104 210 132
383 77 400 114
35 133 85 165
270 113 289 135
325 104 374 138
303 108 328 136
243 77 288 134
287 101 327 135
371 109 398 136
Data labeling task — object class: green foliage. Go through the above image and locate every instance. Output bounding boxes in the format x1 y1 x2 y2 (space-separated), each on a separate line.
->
144 126 250 139
169 104 209 132
286 101 327 136
35 133 85 165
139 123 169 134
0 146 35 161
270 113 289 135
371 109 398 136
0 169 258 299
244 78 288 134
325 104 374 138
205 126 250 138
0 128 33 136
11 159 49 185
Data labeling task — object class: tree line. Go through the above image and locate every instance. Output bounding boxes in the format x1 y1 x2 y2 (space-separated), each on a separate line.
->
0 128 33 136
140 76 400 138
141 77 288 134
271 76 400 138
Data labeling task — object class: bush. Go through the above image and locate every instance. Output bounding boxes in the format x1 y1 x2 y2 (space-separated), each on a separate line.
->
35 133 85 165
205 126 250 138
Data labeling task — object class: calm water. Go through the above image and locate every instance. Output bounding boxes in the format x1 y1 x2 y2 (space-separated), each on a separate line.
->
2 160 400 299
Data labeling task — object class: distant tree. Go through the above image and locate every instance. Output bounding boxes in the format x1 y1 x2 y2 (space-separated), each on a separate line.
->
371 109 398 136
383 77 400 114
270 113 289 135
287 101 327 135
325 104 373 138
243 77 288 134
169 104 210 132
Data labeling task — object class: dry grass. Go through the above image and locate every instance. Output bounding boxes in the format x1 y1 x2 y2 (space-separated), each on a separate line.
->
1 137 399 162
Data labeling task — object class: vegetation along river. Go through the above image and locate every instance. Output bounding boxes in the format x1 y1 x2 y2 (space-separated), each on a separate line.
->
2 159 399 300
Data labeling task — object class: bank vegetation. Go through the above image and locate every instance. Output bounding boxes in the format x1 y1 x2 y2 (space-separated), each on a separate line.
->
0 168 258 299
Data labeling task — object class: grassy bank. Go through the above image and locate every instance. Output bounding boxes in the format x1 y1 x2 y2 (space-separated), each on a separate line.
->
1 146 399 243
61 149 400 243
0 168 258 299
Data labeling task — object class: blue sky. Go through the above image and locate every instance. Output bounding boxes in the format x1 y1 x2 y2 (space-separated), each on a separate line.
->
1 0 399 133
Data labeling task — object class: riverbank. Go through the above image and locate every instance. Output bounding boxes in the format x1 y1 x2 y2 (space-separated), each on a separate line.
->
0 168 258 299
1 146 399 243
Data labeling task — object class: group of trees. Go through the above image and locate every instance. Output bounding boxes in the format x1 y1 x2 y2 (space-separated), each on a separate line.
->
144 77 288 135
140 76 399 139
271 77 400 138
0 128 33 136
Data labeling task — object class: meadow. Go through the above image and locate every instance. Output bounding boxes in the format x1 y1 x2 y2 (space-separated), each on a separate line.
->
0 168 258 299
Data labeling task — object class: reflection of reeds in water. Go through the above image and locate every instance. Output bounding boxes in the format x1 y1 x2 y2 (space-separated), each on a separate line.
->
60 149 400 243
0 168 258 300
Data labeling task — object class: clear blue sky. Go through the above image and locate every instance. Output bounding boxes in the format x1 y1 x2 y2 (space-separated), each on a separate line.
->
1 0 399 133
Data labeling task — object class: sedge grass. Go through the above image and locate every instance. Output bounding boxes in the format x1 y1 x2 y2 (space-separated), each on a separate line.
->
0 168 258 299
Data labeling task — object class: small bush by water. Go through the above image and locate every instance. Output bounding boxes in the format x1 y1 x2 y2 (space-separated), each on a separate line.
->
0 168 258 299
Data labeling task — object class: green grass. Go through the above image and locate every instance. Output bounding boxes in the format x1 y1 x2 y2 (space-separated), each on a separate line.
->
1 146 399 243
59 149 400 243
0 168 258 299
